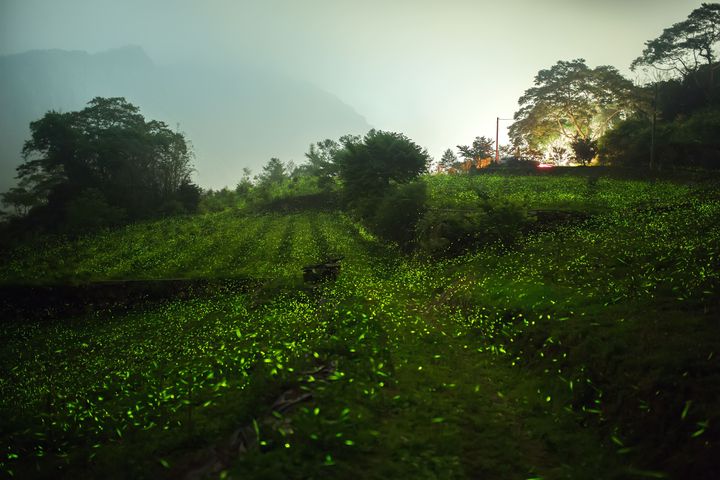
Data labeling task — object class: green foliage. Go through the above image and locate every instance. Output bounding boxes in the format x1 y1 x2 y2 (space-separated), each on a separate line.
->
424 172 692 213
597 117 652 167
235 167 254 196
175 180 202 213
301 139 344 189
249 176 335 211
257 157 288 187
6 97 199 229
509 59 637 157
370 181 427 249
631 3 720 90
438 148 458 172
199 187 242 213
0 211 385 285
417 198 528 256
1 173 719 479
570 135 598 165
456 136 494 162
64 189 127 231
336 129 429 204
598 107 720 169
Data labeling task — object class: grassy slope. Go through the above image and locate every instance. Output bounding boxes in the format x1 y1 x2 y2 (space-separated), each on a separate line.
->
1 172 719 479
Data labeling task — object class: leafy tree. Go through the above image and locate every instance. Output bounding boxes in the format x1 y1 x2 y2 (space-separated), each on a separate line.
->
299 135 362 189
439 148 459 172
336 129 429 203
631 3 720 90
1 183 43 216
235 167 254 196
457 137 494 163
257 157 287 186
199 187 240 213
285 160 299 181
175 180 202 213
598 117 652 167
570 136 598 165
5 97 198 227
303 139 340 176
509 59 637 157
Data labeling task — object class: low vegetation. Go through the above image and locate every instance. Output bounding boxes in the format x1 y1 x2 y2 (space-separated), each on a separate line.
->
1 5 719 478
1 171 718 479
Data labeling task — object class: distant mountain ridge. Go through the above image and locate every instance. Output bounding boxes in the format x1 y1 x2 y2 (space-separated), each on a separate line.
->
0 46 371 191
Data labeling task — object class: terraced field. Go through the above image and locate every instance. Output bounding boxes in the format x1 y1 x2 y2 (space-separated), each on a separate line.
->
425 172 698 211
0 211 383 285
1 173 719 479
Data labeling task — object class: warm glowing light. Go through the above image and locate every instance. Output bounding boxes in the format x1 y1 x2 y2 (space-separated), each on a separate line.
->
537 163 554 169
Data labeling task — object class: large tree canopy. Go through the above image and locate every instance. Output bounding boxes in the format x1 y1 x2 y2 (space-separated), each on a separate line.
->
3 97 198 227
509 59 637 158
631 3 720 88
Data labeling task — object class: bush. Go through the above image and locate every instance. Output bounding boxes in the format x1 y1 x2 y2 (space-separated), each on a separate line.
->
417 198 528 256
176 181 202 213
337 129 429 204
371 181 427 249
597 117 652 167
599 108 720 170
64 189 126 232
570 136 598 165
668 108 720 168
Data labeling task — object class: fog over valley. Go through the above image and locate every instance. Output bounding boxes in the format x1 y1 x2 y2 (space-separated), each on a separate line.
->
0 46 370 191
0 0 704 190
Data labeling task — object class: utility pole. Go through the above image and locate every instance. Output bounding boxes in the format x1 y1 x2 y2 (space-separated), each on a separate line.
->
496 117 500 163
650 82 658 171
495 117 512 163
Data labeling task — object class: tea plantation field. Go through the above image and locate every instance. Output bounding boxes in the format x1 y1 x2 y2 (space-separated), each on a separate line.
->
0 211 381 285
1 172 718 479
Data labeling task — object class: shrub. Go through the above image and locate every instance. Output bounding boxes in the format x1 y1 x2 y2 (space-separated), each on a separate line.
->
597 117 651 167
64 189 126 232
417 198 528 256
371 181 427 249
570 136 598 165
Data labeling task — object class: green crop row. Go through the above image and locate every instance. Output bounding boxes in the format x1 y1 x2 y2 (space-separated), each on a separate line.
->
424 173 698 211
0 211 388 285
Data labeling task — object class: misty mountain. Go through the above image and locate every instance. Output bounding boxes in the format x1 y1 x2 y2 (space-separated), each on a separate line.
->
0 46 371 192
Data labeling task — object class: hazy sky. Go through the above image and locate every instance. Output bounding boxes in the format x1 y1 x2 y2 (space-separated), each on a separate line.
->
0 0 707 168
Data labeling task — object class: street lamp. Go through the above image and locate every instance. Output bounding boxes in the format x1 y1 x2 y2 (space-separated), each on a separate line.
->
495 117 512 163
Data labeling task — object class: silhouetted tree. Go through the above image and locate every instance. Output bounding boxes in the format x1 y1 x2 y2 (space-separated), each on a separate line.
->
439 148 459 172
176 180 202 212
456 136 494 172
631 3 720 93
4 97 198 228
235 167 254 196
336 129 429 203
1 183 42 216
570 136 598 165
599 4 720 170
